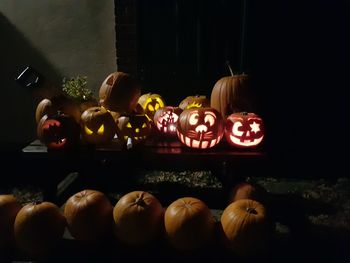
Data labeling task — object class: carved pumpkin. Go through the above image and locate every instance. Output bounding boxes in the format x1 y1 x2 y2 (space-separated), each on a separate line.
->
225 112 264 148
14 202 66 256
116 114 151 145
137 93 166 120
37 112 80 150
229 182 268 204
113 191 163 246
221 199 269 256
99 71 141 113
80 107 116 144
179 95 210 110
177 108 224 149
0 195 21 248
164 197 215 250
64 190 113 241
153 106 182 136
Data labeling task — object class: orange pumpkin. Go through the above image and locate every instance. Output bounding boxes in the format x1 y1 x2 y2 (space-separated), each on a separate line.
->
99 71 141 113
113 191 163 246
164 197 215 250
0 195 22 248
179 95 210 110
229 182 267 204
153 106 182 136
221 199 269 256
14 202 66 256
64 190 113 241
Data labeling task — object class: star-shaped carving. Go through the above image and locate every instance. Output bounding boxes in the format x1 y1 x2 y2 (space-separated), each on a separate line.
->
250 121 260 133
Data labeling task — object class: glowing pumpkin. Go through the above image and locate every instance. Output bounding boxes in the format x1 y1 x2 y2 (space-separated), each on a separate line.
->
137 93 165 120
225 112 264 148
153 106 182 136
80 107 116 144
179 95 210 110
37 112 80 150
116 114 151 146
177 108 224 149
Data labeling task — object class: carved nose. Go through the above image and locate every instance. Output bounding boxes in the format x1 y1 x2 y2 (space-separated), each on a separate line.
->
195 125 207 133
135 128 140 133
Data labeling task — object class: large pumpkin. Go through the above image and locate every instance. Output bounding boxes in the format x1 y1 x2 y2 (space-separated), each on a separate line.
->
116 114 151 145
99 71 141 113
164 197 215 250
221 199 269 256
137 93 166 120
153 106 182 136
113 191 163 246
64 190 113 241
225 112 264 148
211 64 253 118
37 112 80 150
81 107 116 144
179 95 210 110
14 202 66 256
0 195 22 248
177 108 224 149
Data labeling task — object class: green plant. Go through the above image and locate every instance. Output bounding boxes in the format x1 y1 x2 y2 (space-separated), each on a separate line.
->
62 76 93 101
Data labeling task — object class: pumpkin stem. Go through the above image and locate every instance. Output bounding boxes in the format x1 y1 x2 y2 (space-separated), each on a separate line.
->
246 207 258 215
135 197 145 206
241 112 248 116
226 61 234 76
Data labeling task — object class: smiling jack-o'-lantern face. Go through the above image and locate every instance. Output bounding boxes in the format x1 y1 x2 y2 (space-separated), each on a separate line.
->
37 112 80 150
116 114 151 143
153 106 182 136
137 93 165 120
225 112 264 148
177 108 224 149
80 106 116 144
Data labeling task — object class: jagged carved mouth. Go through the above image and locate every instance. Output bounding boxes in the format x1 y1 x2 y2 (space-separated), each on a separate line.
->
229 135 263 147
123 136 147 141
48 138 67 148
177 131 222 149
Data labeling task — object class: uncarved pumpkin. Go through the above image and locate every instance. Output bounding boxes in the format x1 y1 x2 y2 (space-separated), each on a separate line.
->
179 95 210 110
164 197 215 250
0 195 22 248
99 71 141 113
14 202 66 256
64 190 113 241
229 182 267 204
113 191 163 246
221 199 269 256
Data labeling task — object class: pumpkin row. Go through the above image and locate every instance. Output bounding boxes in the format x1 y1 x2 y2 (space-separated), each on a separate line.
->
0 186 269 257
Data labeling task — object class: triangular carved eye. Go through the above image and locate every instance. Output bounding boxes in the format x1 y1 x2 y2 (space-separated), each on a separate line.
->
84 126 93 135
106 74 115 85
97 124 104 135
126 122 132 128
142 123 147 128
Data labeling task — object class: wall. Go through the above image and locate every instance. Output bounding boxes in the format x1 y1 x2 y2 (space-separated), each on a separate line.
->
0 0 116 145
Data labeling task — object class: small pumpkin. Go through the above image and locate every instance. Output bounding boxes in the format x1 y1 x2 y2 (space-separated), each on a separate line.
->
64 190 113 241
229 182 267 204
14 202 66 256
153 106 182 136
225 112 264 148
113 191 163 246
179 95 210 110
137 93 166 120
99 71 141 113
0 195 22 248
116 114 151 145
177 107 224 149
37 112 80 150
164 197 215 250
81 107 116 144
221 199 269 256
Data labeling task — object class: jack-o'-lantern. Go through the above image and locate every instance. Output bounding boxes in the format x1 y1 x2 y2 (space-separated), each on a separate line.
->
137 93 166 120
225 112 264 148
179 95 210 110
37 112 80 150
116 114 151 146
80 107 116 144
177 108 224 149
153 106 182 136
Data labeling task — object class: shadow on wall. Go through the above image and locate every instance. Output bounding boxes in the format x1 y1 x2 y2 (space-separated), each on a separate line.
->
0 12 63 147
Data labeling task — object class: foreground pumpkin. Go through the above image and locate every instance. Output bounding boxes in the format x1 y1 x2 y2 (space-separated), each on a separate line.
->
177 108 224 149
116 114 151 146
14 202 66 256
229 182 268 204
225 112 264 148
0 195 22 248
153 106 182 136
81 107 116 144
113 191 163 246
221 199 269 256
99 71 141 113
179 95 210 110
164 197 215 250
37 112 80 150
64 190 113 241
137 93 166 120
